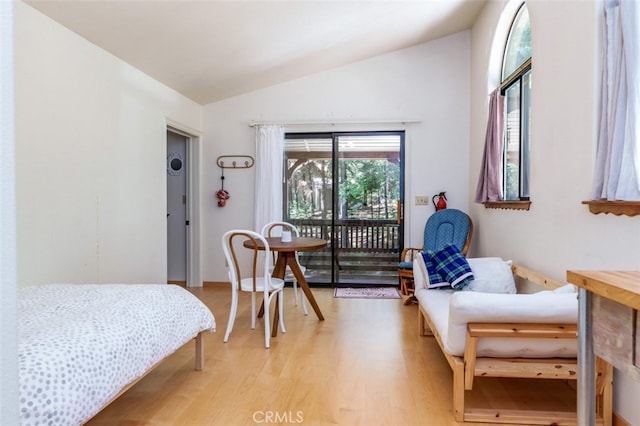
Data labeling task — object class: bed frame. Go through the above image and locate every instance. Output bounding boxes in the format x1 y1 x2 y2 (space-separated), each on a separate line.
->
84 333 206 423
418 264 613 425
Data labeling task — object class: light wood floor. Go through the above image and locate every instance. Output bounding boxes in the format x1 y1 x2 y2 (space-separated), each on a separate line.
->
86 284 578 426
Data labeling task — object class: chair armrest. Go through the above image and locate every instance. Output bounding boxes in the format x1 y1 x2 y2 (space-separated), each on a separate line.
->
400 247 422 263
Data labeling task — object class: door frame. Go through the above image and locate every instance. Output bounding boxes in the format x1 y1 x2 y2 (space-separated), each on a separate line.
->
166 121 202 287
332 131 405 286
284 130 405 286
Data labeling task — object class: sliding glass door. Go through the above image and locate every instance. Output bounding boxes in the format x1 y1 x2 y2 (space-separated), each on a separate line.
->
284 131 404 287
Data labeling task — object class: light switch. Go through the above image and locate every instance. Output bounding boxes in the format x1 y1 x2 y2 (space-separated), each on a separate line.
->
415 196 430 205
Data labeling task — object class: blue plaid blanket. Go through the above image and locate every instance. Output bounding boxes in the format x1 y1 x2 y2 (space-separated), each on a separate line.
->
421 252 450 288
428 244 474 290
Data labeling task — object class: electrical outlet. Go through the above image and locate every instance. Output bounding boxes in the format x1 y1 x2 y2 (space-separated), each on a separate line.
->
415 196 430 205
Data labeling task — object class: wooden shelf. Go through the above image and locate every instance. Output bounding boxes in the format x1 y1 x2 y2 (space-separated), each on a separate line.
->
582 200 640 216
483 201 531 211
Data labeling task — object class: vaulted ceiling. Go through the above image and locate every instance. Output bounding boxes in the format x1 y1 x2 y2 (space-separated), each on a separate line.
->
25 0 487 105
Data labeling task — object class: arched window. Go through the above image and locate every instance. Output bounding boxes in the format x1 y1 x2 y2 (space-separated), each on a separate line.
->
501 4 531 201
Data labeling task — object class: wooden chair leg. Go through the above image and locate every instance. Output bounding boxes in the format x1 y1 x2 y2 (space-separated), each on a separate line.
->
399 274 414 296
400 275 408 295
402 295 417 305
399 274 416 305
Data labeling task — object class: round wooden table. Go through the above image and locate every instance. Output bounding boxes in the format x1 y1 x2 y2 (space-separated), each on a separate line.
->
243 236 327 335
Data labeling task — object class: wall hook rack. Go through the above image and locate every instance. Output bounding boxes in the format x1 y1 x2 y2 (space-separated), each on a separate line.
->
216 155 254 169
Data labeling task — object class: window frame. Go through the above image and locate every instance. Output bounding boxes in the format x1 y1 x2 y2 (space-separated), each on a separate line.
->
500 58 531 202
485 3 532 211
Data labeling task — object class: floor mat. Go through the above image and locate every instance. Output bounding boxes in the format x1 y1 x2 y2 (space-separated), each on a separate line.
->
333 287 401 299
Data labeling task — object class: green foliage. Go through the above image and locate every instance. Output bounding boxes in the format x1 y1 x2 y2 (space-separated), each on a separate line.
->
287 159 399 219
505 163 520 201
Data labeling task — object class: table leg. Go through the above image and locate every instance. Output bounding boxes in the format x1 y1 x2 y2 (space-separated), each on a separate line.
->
287 256 324 321
272 253 287 279
578 288 595 426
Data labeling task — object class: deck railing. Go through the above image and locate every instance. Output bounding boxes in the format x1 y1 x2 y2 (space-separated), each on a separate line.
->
289 218 399 252
289 219 400 284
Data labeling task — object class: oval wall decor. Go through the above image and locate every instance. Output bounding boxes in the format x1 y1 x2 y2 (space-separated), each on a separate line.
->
167 152 184 176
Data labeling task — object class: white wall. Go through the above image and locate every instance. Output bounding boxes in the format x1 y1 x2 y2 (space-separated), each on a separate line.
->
14 2 202 286
1 1 18 424
202 31 471 282
469 0 640 423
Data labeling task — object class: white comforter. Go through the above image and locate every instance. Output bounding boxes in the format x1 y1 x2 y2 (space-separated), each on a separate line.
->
18 284 216 426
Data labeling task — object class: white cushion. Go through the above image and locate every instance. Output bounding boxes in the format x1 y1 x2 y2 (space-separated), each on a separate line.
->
416 288 578 358
413 252 429 291
534 283 577 295
414 286 453 345
448 291 578 357
466 257 516 294
554 284 576 293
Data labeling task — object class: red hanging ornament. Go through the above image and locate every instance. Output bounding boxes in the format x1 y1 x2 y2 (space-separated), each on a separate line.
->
216 188 230 207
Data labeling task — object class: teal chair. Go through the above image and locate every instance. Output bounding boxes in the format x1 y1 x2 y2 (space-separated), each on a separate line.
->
398 209 473 299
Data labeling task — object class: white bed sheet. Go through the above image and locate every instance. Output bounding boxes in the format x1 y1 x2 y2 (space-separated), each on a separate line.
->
18 283 216 426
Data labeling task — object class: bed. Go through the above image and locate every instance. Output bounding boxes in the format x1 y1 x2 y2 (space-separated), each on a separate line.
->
18 283 216 426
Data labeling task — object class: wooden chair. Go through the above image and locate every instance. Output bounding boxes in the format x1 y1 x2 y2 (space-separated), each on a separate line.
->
398 209 473 303
221 229 286 348
261 221 308 315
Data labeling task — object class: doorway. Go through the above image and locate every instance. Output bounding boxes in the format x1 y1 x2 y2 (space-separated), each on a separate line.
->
284 131 404 287
167 130 188 284
166 124 203 288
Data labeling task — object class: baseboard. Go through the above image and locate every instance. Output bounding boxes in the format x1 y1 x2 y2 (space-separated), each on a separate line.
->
202 281 229 287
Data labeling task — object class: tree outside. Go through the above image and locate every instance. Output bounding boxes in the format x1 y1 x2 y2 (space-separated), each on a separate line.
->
287 158 399 220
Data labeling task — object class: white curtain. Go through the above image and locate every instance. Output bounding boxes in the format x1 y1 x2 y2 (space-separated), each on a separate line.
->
592 0 640 200
254 125 284 232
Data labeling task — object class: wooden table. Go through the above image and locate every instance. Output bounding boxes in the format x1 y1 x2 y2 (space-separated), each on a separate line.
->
244 236 327 336
567 270 640 426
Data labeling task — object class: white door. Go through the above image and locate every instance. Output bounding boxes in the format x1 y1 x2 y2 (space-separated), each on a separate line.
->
167 130 187 283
